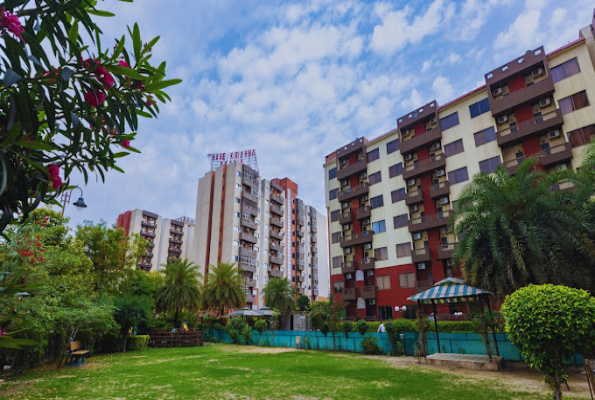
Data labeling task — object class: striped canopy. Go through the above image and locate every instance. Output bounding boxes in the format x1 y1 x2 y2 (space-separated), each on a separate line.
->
407 278 492 304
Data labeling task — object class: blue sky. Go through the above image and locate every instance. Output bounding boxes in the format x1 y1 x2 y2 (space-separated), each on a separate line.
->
64 0 593 228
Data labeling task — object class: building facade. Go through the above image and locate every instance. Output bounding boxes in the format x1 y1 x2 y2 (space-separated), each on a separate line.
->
323 13 595 321
191 163 330 310
117 209 196 271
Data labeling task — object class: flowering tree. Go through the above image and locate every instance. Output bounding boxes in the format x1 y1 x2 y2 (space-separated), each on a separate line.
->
0 0 181 232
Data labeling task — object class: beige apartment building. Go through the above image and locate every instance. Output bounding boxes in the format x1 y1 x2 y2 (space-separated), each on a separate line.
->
323 11 595 322
117 209 196 271
191 162 329 310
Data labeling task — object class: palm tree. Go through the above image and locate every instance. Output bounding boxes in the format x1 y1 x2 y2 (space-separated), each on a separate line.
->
156 259 202 327
453 157 595 298
201 262 246 316
263 278 296 318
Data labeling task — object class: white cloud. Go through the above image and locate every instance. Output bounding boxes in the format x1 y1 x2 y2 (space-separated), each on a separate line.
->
432 76 455 105
493 10 542 54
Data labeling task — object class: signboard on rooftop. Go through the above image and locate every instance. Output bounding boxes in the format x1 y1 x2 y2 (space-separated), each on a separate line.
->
207 149 258 171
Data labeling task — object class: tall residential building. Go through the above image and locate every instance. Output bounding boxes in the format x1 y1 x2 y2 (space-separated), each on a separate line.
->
191 162 329 310
323 12 595 322
117 209 196 271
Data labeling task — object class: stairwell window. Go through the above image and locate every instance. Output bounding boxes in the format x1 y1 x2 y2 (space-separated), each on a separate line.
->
369 171 382 185
328 167 337 180
374 246 388 261
367 148 380 162
474 126 496 147
448 167 469 185
568 124 595 148
440 112 459 131
550 58 580 83
370 195 384 209
393 214 408 229
559 91 590 115
479 156 502 174
469 98 490 118
386 139 400 154
389 163 403 178
329 188 339 201
444 139 464 157
372 220 386 233
396 243 412 258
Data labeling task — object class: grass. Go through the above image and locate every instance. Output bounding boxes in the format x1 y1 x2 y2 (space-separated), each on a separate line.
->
2 344 549 399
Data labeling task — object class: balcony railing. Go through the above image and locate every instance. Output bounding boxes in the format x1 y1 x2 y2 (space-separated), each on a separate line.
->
297 228 304 237
245 278 256 288
438 243 457 260
269 229 283 240
311 246 317 254
338 182 370 203
242 203 258 217
240 218 257 230
400 126 442 155
298 276 305 283
337 159 367 180
342 287 357 301
340 230 374 248
411 247 431 263
238 261 256 273
239 232 257 244
270 180 283 193
246 293 256 303
270 218 284 228
268 269 283 278
168 247 182 254
269 254 284 265
140 231 156 238
496 109 563 147
415 279 434 294
341 261 355 274
271 194 285 205
356 206 371 220
361 286 377 299
242 176 259 189
336 138 366 161
403 154 446 180
270 242 283 253
429 181 450 199
239 247 257 259
242 191 259 204
405 190 424 206
504 157 525 175
359 257 375 271
408 210 452 233
541 142 573 168
490 77 555 117
339 211 353 224
270 204 284 216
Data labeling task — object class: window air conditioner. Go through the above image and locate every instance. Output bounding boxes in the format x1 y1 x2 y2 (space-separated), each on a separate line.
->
532 68 544 78
417 262 426 270
362 195 368 201
429 117 437 125
345 273 353 279
556 164 568 171
369 299 376 305
539 98 551 108
436 169 445 177
341 160 348 166
548 130 560 139
364 244 372 250
342 202 350 209
341 180 348 186
343 224 350 230
431 142 441 151
403 130 411 137
413 232 421 240
407 179 416 187
497 115 508 124
440 197 449 205
360 172 367 178
367 270 374 276
411 205 419 212
446 259 454 267
492 87 503 97
344 248 351 254
404 154 413 161
363 218 370 225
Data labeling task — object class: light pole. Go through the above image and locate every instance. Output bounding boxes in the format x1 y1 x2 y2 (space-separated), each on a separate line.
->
61 186 88 216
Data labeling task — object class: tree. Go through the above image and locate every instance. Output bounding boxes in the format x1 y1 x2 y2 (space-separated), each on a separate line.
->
156 259 201 328
501 285 595 400
201 262 245 316
254 319 267 346
113 295 152 352
296 295 310 312
453 158 595 298
262 278 295 320
0 0 180 233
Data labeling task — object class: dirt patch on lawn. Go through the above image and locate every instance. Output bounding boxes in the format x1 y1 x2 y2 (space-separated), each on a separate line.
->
218 344 298 355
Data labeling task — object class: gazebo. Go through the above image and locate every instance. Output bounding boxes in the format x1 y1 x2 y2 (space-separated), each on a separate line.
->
407 278 499 357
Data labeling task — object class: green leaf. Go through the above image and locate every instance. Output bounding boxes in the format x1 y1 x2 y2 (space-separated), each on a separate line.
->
103 65 144 80
113 35 125 59
136 110 153 118
113 152 128 158
144 79 182 92
87 9 116 17
132 23 141 62
3 69 21 87
14 140 54 151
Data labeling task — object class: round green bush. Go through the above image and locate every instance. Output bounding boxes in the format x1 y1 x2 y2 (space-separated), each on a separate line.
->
127 335 150 351
390 318 418 333
356 320 368 336
361 335 382 355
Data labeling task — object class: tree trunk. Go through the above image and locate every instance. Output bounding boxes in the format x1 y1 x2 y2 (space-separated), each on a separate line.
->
123 334 128 353
554 373 562 400
174 308 180 328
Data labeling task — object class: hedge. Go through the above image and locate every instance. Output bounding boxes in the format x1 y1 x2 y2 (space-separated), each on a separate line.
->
127 335 150 351
334 319 478 334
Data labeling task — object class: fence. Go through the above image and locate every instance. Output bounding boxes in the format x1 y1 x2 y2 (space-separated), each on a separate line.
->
149 330 204 348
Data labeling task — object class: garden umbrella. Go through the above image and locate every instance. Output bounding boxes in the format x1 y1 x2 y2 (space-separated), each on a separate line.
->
226 307 260 317
256 307 274 316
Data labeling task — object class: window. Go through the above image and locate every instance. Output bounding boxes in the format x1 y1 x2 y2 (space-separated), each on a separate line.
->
233 226 239 232
331 232 341 244
332 256 342 268
372 220 386 233
377 276 391 290
474 127 496 147
559 91 590 115
469 98 490 118
550 58 581 83
236 183 241 190
233 255 239 262
393 214 408 228
234 212 240 218
568 124 595 148
333 281 344 294
254 246 259 252
329 188 339 201
479 156 502 174
370 195 384 209
235 197 241 203
396 243 412 258
237 171 242 177
330 210 340 222
367 148 380 162
328 167 337 180
386 139 400 154
399 273 415 288
391 188 406 203
448 167 469 185
444 139 464 157
233 241 239 247
374 247 388 261
440 112 459 131
369 171 382 185
378 306 393 320
389 163 403 178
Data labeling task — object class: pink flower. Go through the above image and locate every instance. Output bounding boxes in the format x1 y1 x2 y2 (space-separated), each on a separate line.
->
84 89 106 107
146 95 155 107
121 140 130 149
118 60 130 68
95 66 114 88
0 8 24 41
46 164 62 189
82 58 99 69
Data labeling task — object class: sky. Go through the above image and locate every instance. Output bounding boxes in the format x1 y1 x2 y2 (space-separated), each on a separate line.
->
63 0 593 228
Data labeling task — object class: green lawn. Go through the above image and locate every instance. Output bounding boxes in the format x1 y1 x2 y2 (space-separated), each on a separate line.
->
2 344 547 399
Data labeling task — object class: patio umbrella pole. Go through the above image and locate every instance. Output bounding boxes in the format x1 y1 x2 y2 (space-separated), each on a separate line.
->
486 297 500 357
432 302 440 353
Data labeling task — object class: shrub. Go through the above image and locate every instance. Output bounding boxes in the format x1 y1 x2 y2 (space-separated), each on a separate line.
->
502 284 595 400
356 320 368 336
361 335 382 355
436 321 475 333
366 321 380 332
390 318 418 333
127 335 150 352
343 321 353 339
241 326 253 345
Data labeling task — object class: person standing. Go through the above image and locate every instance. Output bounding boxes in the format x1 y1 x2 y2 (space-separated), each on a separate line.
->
377 322 386 333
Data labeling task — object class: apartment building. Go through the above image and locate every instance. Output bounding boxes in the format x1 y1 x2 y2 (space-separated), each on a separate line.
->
323 12 595 322
116 209 196 271
191 163 329 310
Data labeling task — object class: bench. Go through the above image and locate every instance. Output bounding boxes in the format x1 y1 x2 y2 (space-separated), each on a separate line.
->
66 341 89 366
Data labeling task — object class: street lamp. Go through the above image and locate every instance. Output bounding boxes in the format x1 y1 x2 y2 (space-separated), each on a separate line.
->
61 186 87 216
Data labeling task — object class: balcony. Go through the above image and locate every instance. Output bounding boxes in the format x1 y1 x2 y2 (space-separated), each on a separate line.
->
298 276 305 283
361 286 377 299
337 159 367 180
359 257 375 271
297 228 304 237
240 218 257 230
311 234 317 243
341 261 356 274
411 247 431 263
141 221 156 228
403 154 446 180
340 231 374 248
311 225 317 233
242 176 259 190
490 77 555 117
409 210 452 233
496 109 563 148
541 142 573 169
168 247 182 254
400 126 442 155
239 247 257 259
342 287 357 301
338 182 370 202
239 261 256 273
140 231 156 238
336 137 366 161
430 181 450 199
269 254 284 265
242 191 259 204
268 269 283 278
297 216 305 226
311 256 318 264
339 211 353 224
271 194 284 205
269 229 283 240
312 289 319 296
240 232 257 244
312 264 318 270
270 204 284 216
438 243 457 260
138 261 152 270
270 180 283 193
169 237 183 245
246 293 256 303
270 218 284 228
242 203 258 217
356 206 371 220
504 157 525 175
397 101 439 131
405 190 424 206
415 279 434 294
147 242 155 248
270 242 283 253
297 262 305 271
245 278 256 288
